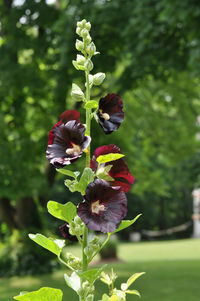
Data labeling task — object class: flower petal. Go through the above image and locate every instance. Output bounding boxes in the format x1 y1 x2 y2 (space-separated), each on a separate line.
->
78 179 127 233
90 145 135 192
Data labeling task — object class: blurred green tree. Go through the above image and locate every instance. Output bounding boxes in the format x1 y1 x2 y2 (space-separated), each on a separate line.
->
0 0 199 237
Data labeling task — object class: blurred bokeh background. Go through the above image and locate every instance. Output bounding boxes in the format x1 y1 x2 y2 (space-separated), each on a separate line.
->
0 0 200 300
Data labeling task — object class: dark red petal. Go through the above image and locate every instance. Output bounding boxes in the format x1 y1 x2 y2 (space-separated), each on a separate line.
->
90 145 135 192
60 110 80 123
78 179 127 233
98 94 124 134
46 121 90 168
48 121 62 145
59 223 78 241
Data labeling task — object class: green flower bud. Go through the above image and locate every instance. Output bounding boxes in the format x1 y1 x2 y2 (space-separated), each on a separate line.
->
84 245 94 258
76 27 82 36
93 72 106 85
81 19 87 26
77 21 82 28
76 54 86 65
76 39 84 51
86 295 94 301
86 42 96 56
81 28 88 38
71 83 84 101
85 34 92 45
85 59 93 71
74 215 83 225
85 22 91 31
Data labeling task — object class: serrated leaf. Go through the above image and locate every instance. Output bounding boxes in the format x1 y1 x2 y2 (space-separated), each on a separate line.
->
79 265 107 285
64 272 81 292
47 201 76 223
109 214 142 234
14 287 63 301
96 153 125 164
127 272 145 288
29 233 64 256
84 100 98 109
56 169 80 179
125 290 141 297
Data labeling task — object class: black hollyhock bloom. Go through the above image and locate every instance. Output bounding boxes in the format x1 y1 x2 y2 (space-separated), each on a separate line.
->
77 179 127 233
97 94 124 134
46 120 91 168
90 144 135 193
59 223 77 242
48 110 80 145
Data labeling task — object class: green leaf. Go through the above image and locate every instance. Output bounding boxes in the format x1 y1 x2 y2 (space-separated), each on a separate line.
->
96 153 125 164
79 265 107 285
74 167 94 195
13 287 63 301
125 290 141 297
109 214 142 234
126 272 145 288
84 100 98 109
96 164 114 181
100 294 110 301
47 201 76 223
64 179 79 192
29 233 64 256
64 272 81 292
56 169 80 179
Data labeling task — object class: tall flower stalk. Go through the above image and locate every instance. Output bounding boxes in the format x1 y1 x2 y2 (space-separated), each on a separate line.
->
14 19 145 301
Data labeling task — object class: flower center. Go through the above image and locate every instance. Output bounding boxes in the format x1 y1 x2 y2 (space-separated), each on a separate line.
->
91 200 105 215
99 109 110 120
66 144 81 156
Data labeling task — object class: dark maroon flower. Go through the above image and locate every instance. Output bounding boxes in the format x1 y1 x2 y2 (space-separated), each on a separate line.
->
59 223 77 242
97 94 124 134
90 144 135 193
46 120 91 168
77 179 127 233
48 110 80 145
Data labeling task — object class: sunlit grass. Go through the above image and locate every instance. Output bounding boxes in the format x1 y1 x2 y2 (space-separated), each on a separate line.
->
1 239 200 301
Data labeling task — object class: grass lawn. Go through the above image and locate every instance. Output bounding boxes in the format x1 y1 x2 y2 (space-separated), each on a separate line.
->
0 238 200 301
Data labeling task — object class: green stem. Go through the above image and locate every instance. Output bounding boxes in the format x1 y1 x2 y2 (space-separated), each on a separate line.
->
82 71 91 273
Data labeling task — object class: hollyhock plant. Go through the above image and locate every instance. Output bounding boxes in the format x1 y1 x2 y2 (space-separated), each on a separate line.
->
91 144 135 192
46 120 91 168
17 19 145 301
78 179 127 233
97 93 124 134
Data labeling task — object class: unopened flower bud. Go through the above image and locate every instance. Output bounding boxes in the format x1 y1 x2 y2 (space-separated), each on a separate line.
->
93 72 106 85
76 39 84 51
85 35 92 45
86 295 94 301
85 22 91 31
77 21 82 28
86 42 96 56
76 54 86 65
76 27 82 36
81 19 87 26
81 28 88 38
74 215 83 225
71 83 84 101
84 245 94 258
85 59 93 71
